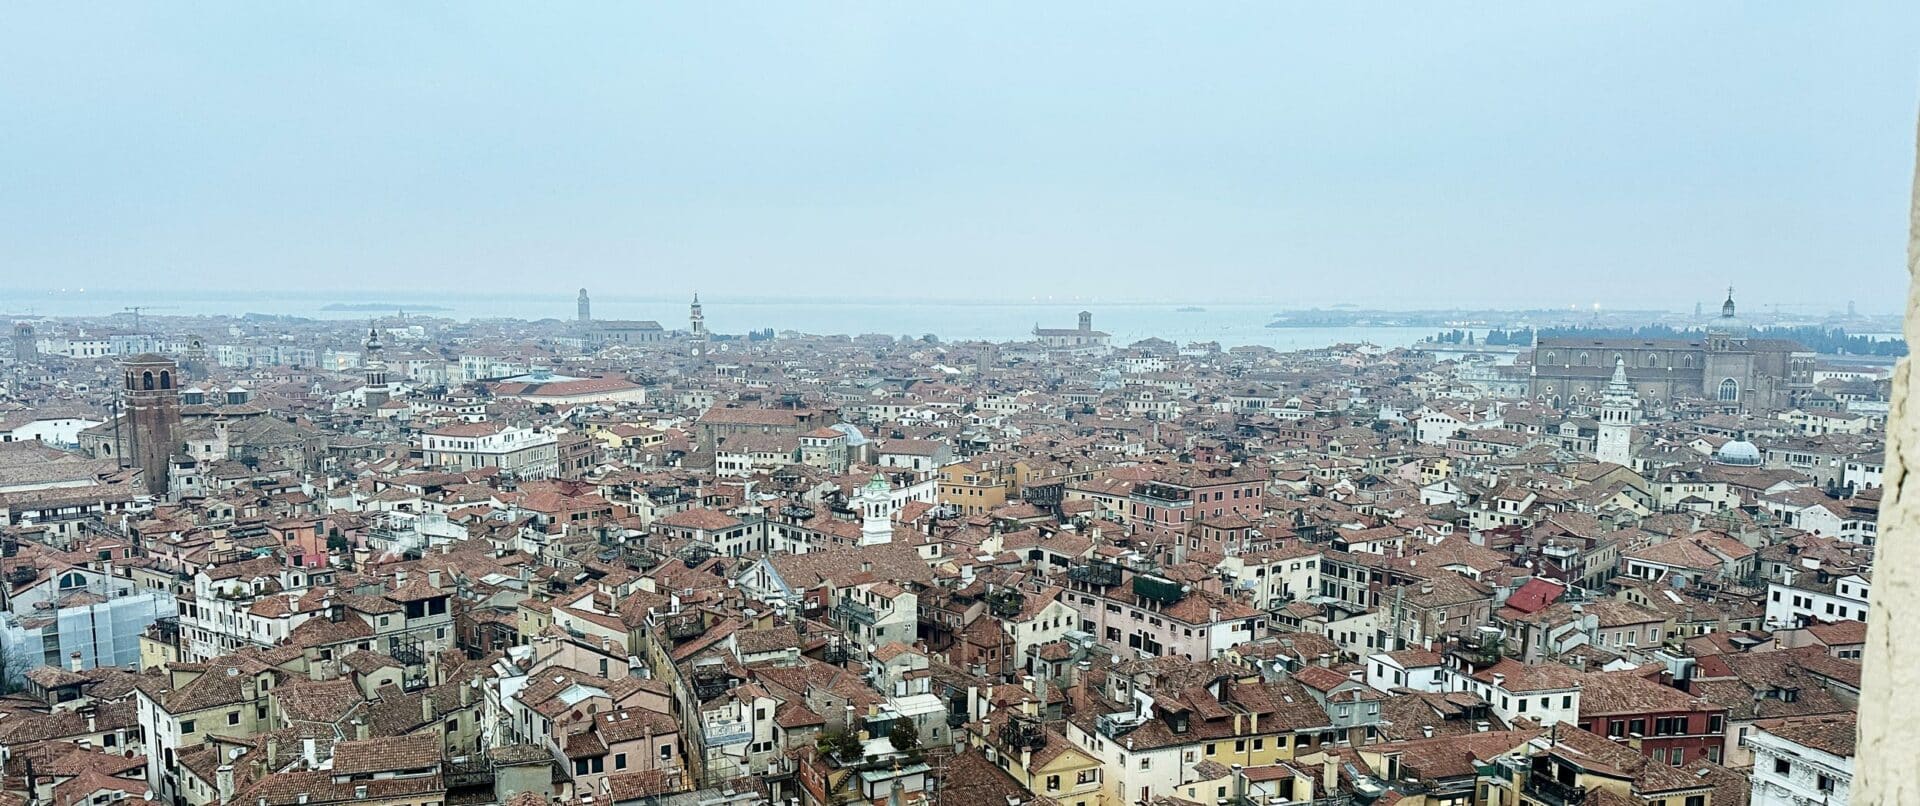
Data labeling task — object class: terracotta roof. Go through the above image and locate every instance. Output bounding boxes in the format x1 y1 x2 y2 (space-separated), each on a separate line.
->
1756 714 1856 758
331 732 442 774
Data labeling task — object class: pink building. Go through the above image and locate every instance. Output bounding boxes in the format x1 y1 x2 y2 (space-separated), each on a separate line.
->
269 518 328 568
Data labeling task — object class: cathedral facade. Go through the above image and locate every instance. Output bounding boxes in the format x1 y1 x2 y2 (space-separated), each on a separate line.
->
1527 293 1815 413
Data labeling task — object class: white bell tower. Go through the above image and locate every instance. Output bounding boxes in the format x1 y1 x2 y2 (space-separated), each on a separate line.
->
857 474 894 546
1596 358 1640 466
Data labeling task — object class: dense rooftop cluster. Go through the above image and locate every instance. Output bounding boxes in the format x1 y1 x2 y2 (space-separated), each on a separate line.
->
0 303 1890 806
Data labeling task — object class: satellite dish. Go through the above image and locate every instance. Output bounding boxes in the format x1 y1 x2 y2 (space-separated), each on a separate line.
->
228 747 244 760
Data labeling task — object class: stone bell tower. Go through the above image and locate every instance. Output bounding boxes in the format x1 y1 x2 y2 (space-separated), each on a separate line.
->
122 353 182 497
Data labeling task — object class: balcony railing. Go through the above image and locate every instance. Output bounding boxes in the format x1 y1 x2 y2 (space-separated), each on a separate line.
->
1523 773 1587 806
835 598 877 626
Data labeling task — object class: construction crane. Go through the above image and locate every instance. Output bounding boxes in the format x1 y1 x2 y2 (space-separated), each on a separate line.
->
121 305 176 332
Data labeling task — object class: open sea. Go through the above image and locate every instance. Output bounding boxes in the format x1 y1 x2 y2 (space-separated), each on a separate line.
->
0 289 1453 352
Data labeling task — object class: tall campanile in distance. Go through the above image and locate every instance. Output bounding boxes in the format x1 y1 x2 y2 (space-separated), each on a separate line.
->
122 353 182 498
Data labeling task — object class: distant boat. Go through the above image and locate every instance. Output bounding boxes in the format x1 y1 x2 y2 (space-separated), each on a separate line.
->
1175 306 1206 313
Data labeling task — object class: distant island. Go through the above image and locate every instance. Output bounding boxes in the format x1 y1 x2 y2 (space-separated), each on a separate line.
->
1175 306 1206 313
323 303 452 312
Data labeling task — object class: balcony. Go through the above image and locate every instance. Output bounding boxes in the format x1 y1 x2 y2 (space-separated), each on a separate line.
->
444 759 494 789
1067 562 1123 588
1523 773 1587 806
835 598 877 627
1130 482 1192 507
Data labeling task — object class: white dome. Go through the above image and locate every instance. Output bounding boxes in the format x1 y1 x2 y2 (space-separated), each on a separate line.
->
830 422 869 446
1715 440 1761 466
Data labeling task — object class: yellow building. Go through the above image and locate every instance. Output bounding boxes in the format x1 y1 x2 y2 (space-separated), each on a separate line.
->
976 706 1105 806
517 598 556 642
139 629 180 672
938 458 1019 515
1486 727 1718 806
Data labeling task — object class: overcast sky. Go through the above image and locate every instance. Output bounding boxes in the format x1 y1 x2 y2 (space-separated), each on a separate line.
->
3 3 1917 311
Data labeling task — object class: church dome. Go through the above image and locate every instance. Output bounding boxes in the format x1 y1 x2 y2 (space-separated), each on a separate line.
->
1715 439 1762 466
829 422 869 446
1711 287 1746 333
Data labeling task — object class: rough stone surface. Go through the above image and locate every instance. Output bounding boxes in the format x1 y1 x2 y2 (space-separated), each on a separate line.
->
1858 110 1920 804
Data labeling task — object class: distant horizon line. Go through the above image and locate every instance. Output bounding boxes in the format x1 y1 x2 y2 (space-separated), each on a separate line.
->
2 286 1891 317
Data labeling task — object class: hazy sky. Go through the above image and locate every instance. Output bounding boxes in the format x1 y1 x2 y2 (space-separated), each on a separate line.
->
4 3 1918 311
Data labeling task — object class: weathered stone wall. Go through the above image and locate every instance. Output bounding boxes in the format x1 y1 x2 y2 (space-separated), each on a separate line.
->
1857 111 1919 803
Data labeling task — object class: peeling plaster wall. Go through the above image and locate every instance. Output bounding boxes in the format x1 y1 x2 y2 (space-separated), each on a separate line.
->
1857 112 1919 804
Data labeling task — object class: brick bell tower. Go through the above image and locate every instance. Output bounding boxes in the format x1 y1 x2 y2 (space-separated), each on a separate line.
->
123 353 182 498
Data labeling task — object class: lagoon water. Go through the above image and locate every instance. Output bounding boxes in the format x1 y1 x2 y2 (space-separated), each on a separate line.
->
1 288 1447 351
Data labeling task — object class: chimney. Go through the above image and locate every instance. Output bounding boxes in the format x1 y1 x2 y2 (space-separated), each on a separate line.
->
1628 732 1644 752
427 569 442 589
1322 752 1339 795
67 652 82 673
461 677 476 708
1492 673 1506 688
216 764 235 804
423 692 437 724
354 718 369 740
1421 725 1433 738
266 737 279 770
1475 720 1490 732
1231 764 1247 803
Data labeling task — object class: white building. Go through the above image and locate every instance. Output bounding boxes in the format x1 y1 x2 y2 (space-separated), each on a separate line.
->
1366 649 1448 694
1411 402 1503 445
420 421 559 478
0 564 174 676
1765 570 1871 629
0 413 104 447
1746 715 1854 806
37 337 113 358
1449 661 1582 728
176 559 324 661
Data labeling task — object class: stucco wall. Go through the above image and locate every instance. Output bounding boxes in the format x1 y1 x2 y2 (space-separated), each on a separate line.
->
1856 111 1919 804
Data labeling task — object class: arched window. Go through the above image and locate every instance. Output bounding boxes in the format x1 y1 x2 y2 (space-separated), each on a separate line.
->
141 371 154 390
1577 352 1590 366
58 572 85 590
1645 354 1659 367
1718 378 1739 401
1683 355 1695 368
160 370 172 389
1543 351 1557 365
